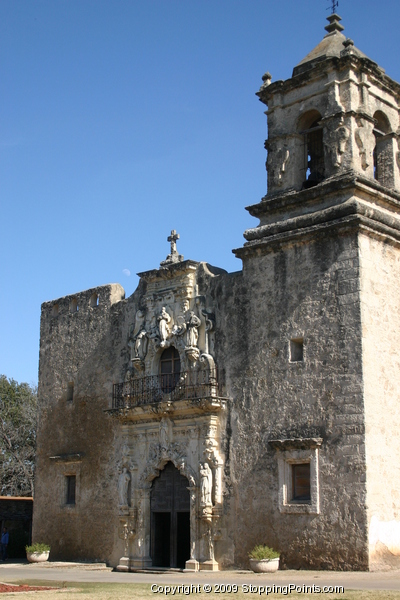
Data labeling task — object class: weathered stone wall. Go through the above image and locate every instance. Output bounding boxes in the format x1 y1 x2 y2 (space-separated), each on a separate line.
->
34 233 371 570
212 232 368 570
34 269 232 569
34 283 128 562
359 234 400 569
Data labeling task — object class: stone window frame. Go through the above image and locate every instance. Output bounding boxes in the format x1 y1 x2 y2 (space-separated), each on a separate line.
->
269 438 321 515
49 453 84 511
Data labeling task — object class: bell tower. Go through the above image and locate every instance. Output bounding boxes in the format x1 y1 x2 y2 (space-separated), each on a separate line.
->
257 13 400 196
233 13 400 570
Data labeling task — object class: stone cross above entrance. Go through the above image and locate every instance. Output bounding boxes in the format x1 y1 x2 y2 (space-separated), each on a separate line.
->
168 230 179 254
160 229 184 267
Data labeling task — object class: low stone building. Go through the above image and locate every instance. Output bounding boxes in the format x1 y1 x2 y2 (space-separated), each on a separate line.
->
34 14 400 570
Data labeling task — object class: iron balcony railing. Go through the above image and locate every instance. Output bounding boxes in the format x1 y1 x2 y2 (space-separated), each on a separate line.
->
112 370 218 409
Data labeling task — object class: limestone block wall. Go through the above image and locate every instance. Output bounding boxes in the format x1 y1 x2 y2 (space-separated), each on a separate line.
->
35 237 398 571
212 233 368 570
359 235 400 569
34 283 127 561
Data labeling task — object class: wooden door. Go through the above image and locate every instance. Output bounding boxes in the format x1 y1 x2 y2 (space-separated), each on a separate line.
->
150 462 190 568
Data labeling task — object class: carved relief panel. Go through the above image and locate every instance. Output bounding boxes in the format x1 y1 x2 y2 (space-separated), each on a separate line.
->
116 411 225 571
127 260 216 382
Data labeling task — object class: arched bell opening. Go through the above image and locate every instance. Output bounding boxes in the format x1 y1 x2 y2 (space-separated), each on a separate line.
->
373 110 392 186
298 110 325 189
150 462 191 568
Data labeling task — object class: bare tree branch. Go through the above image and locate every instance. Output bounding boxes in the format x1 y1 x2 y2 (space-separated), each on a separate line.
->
0 375 37 496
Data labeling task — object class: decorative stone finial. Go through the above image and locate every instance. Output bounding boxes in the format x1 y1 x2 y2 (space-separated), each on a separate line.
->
324 13 344 34
160 229 184 267
341 38 355 57
262 72 272 85
343 38 354 48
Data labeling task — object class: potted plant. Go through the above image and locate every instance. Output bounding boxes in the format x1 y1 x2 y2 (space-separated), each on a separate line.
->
248 544 280 573
25 542 50 563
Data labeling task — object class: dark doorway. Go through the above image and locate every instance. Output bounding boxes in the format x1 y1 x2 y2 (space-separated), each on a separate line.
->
150 462 190 568
152 513 171 567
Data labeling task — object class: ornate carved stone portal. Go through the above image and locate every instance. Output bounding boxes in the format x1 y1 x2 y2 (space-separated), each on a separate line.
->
112 236 227 571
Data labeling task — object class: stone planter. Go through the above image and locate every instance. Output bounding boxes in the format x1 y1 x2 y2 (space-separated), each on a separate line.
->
249 557 279 573
26 551 50 563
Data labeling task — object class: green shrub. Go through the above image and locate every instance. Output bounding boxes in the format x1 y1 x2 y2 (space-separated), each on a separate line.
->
248 544 280 560
25 542 50 554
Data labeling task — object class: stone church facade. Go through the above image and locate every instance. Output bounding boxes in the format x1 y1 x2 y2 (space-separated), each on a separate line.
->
34 14 400 571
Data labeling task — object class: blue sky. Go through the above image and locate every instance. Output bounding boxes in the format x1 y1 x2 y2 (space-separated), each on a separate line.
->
1 0 399 386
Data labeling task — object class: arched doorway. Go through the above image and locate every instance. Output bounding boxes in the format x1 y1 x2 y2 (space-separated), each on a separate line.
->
150 462 190 568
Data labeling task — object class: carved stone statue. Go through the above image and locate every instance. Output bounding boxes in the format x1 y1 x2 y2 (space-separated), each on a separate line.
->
172 315 187 338
158 307 171 346
159 417 169 452
172 299 190 340
134 329 148 360
186 311 201 348
200 462 213 506
118 467 131 507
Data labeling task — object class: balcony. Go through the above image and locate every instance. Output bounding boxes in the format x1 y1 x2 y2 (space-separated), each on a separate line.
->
112 370 219 410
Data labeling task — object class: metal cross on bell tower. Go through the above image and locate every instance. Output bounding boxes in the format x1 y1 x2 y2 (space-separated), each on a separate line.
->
327 0 339 13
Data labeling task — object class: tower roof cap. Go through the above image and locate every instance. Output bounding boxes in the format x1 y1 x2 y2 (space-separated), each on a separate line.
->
293 13 368 76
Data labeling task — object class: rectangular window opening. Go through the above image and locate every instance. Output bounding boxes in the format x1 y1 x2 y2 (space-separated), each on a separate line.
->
290 338 304 362
66 475 76 505
291 463 311 503
67 382 74 402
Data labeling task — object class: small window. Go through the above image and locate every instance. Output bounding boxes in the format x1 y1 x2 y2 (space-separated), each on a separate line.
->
67 382 74 402
66 475 76 505
159 347 181 393
90 293 99 308
290 338 304 362
52 304 59 317
291 463 311 503
69 298 78 313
